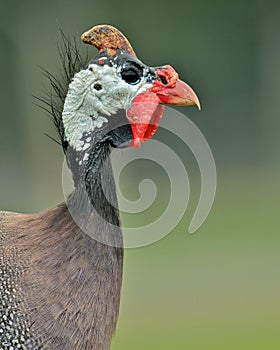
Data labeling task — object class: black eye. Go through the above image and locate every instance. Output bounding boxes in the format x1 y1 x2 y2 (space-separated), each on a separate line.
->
121 68 141 85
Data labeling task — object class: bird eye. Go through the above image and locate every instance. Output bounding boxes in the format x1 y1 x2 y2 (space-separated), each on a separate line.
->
121 68 141 85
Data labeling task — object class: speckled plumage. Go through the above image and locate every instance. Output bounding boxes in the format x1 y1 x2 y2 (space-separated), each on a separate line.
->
0 201 123 349
0 213 40 349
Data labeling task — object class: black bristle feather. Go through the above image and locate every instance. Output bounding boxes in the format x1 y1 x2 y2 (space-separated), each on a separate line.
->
36 30 89 151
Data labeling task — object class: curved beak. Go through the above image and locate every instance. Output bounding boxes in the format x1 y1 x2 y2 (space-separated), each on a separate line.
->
128 66 201 148
156 79 201 110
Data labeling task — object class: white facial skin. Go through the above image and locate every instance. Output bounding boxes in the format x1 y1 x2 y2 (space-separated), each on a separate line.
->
62 62 152 151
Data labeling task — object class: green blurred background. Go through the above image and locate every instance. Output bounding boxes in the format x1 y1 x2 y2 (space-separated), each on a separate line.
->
0 0 279 349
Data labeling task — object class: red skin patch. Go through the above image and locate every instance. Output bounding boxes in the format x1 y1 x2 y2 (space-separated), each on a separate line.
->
127 92 165 148
150 65 178 93
127 65 179 148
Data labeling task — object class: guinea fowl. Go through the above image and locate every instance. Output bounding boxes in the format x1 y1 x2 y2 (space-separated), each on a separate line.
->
0 25 200 349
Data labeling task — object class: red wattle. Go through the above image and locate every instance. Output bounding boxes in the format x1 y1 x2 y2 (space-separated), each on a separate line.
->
127 92 164 148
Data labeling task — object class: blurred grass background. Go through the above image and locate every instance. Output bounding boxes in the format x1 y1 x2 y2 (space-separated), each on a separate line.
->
0 0 279 349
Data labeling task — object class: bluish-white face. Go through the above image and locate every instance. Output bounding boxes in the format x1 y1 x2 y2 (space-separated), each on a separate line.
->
62 51 156 151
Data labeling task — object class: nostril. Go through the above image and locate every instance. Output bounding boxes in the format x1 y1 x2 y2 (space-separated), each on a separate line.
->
159 76 168 85
155 65 178 88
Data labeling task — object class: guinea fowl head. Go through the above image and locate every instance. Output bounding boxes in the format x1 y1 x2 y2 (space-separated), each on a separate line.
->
62 24 200 160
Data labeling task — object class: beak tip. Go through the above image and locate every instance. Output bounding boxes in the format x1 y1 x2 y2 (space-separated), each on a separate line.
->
192 92 201 111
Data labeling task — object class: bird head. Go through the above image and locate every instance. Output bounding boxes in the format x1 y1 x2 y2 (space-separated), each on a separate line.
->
62 25 200 154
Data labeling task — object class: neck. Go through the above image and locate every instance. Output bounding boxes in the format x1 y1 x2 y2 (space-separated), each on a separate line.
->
66 138 123 247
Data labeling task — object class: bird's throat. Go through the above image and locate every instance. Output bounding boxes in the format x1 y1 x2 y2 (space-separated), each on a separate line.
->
66 141 123 247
